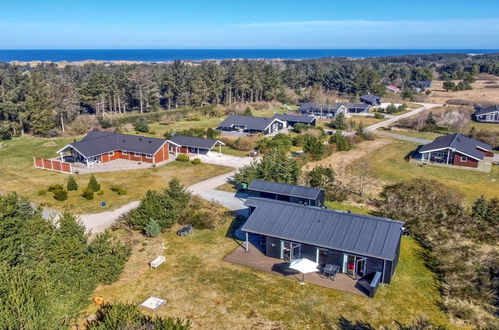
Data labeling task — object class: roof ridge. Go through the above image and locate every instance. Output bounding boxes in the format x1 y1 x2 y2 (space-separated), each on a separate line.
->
246 197 404 225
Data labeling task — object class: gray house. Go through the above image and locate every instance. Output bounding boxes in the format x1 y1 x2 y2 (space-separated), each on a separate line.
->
241 198 404 285
474 105 499 123
217 115 285 134
360 94 382 106
298 102 370 118
273 113 317 127
247 179 325 207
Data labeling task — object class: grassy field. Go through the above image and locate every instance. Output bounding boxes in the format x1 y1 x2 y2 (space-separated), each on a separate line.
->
466 121 499 133
0 136 232 213
349 139 499 203
348 116 387 127
84 225 450 329
382 129 444 140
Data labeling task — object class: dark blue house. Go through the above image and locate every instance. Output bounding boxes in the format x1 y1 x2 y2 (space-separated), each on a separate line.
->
247 180 325 207
241 198 404 285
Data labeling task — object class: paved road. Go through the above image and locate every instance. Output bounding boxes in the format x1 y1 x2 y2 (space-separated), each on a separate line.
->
374 131 431 144
366 103 441 132
188 170 237 195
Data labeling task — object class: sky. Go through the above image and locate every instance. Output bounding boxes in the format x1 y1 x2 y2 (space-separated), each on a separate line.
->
1 0 499 49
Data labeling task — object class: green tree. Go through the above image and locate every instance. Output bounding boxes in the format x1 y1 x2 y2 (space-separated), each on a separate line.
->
87 175 101 192
242 107 253 116
134 117 149 132
443 80 456 92
331 113 346 130
144 219 161 237
234 148 301 184
329 131 351 151
306 166 335 189
88 232 131 284
303 135 328 160
25 73 55 136
67 176 78 191
86 303 191 329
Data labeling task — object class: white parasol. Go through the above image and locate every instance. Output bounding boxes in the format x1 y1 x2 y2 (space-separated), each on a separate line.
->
289 258 319 285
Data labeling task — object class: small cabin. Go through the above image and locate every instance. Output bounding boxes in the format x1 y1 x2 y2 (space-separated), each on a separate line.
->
247 179 325 207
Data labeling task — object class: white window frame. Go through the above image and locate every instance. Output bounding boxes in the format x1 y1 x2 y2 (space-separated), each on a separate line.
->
122 151 128 155
134 152 141 157
460 156 468 162
109 151 115 156
145 154 153 159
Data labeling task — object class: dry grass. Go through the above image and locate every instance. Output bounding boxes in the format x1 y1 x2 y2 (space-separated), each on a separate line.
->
0 136 232 213
423 75 499 105
348 116 387 127
81 227 451 329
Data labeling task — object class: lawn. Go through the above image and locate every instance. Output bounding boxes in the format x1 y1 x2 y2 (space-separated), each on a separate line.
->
0 136 232 214
466 121 499 133
348 139 499 203
348 116 387 127
84 226 451 329
148 115 223 137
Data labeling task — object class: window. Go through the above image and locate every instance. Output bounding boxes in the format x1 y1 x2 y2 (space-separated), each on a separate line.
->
122 151 128 155
145 154 152 159
460 156 468 162
134 153 141 157
109 151 115 156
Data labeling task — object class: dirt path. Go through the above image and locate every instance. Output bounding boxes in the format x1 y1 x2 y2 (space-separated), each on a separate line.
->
366 103 441 132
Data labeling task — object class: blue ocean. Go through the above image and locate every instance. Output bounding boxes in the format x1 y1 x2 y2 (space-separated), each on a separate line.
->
0 49 498 62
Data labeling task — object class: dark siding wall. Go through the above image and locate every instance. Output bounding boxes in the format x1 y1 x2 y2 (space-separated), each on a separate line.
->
300 244 316 261
317 190 325 207
265 237 281 259
383 261 393 284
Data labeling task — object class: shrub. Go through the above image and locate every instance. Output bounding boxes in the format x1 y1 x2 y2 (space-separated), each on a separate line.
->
144 219 161 237
110 185 127 195
133 117 149 133
66 176 78 191
37 189 47 196
374 112 385 119
47 184 64 192
52 189 68 201
97 190 104 196
98 117 113 129
176 154 190 162
191 158 201 165
82 188 94 200
87 175 101 192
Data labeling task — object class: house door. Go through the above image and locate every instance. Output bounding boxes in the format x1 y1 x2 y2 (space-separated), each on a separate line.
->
343 254 367 279
281 241 301 261
356 258 367 278
316 248 328 267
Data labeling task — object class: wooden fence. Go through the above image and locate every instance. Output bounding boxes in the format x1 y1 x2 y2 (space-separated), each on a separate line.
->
33 157 72 174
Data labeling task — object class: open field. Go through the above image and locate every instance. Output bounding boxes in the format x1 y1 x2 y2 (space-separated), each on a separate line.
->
382 129 444 140
348 115 388 127
348 139 499 203
84 226 450 329
0 136 232 213
423 75 499 105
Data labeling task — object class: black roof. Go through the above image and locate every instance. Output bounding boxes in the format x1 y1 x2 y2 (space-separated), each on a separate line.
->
419 133 492 160
298 102 345 114
170 135 223 150
217 115 283 131
410 80 432 88
248 180 323 200
343 103 371 110
475 105 499 116
274 113 316 124
242 198 404 261
360 94 381 104
59 130 167 157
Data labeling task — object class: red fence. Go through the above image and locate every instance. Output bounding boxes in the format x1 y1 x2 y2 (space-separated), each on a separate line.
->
34 158 72 174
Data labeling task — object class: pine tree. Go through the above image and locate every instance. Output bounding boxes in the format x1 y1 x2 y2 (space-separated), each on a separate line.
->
87 175 101 192
144 219 161 237
67 176 78 191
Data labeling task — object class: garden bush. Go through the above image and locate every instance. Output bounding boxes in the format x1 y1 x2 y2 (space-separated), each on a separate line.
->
374 112 385 119
52 189 68 201
133 117 149 133
97 190 104 196
191 158 201 165
66 176 78 191
37 189 47 196
176 154 190 162
144 219 161 237
47 184 64 192
110 185 127 195
87 175 101 192
82 188 94 200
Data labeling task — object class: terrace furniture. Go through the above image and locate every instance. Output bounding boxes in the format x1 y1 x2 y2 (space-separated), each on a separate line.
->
177 224 193 237
149 256 166 269
322 264 339 280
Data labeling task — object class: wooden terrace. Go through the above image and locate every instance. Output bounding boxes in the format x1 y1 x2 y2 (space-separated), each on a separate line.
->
225 245 370 296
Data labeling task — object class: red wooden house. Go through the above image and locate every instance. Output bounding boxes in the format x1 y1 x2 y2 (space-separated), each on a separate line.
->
416 133 493 168
56 130 180 167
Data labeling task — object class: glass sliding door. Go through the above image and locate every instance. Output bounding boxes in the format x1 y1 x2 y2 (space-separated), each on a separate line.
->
281 241 301 261
343 254 368 279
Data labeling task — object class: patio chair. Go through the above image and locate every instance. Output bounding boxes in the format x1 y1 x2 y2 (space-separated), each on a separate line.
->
322 264 339 280
176 224 193 237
